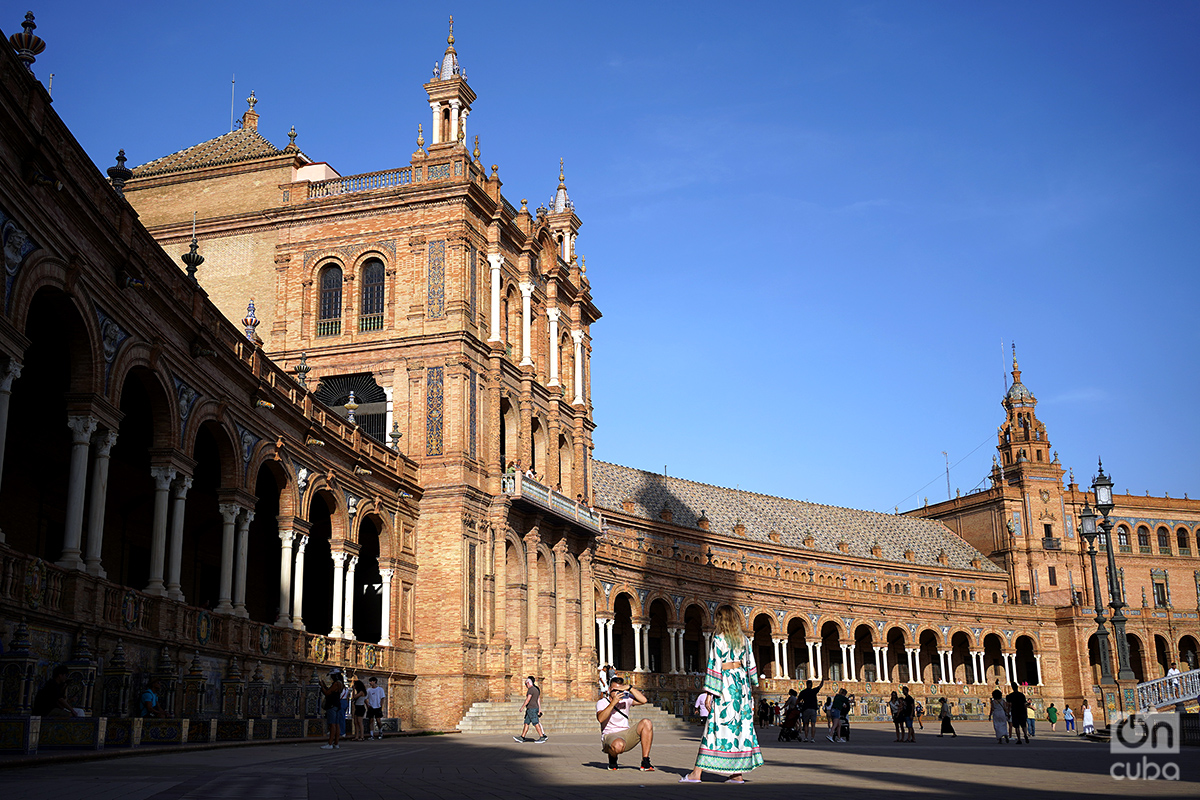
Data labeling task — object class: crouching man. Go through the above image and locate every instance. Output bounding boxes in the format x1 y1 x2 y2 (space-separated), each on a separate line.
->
596 676 655 772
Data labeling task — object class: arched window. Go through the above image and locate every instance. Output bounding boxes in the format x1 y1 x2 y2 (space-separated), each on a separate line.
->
920 586 926 598
1177 528 1190 555
992 592 999 604
1137 526 1151 553
359 259 385 331
1117 526 1131 552
1157 527 1171 553
969 590 976 602
318 264 343 336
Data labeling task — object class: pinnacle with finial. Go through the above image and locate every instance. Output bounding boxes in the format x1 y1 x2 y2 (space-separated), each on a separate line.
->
1012 342 1018 369
417 123 425 150
247 90 257 111
558 157 565 187
288 125 297 146
449 15 454 43
473 134 480 161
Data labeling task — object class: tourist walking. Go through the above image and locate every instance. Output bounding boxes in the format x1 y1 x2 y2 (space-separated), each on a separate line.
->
914 699 924 730
1006 682 1030 744
989 689 1009 743
1081 700 1094 734
1047 703 1058 732
680 605 764 784
899 687 916 742
798 678 823 742
1063 704 1075 733
365 676 386 739
937 697 956 738
694 692 710 726
514 676 547 743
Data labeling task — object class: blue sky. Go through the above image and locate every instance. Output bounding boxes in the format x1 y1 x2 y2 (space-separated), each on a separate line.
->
21 1 1199 513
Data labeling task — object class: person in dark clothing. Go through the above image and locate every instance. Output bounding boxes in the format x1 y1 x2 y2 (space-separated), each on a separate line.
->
33 665 77 717
900 686 916 742
797 678 824 742
1006 682 1029 744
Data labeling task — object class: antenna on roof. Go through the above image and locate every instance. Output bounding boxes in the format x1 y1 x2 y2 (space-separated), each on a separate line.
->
1000 337 1008 393
47 73 54 96
943 451 951 501
230 74 236 133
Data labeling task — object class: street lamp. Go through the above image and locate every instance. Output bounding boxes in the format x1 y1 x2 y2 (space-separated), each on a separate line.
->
1078 500 1114 685
1093 459 1136 681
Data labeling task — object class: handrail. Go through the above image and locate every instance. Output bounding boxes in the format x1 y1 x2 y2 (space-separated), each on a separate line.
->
308 167 413 198
1136 668 1200 710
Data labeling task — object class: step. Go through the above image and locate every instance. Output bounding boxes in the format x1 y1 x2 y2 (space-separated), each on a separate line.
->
458 699 692 734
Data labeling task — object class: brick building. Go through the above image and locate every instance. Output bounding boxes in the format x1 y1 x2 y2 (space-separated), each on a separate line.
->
2 16 1194 737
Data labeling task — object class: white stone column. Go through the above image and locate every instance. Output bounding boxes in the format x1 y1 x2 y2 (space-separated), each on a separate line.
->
780 639 790 678
488 254 503 341
606 620 616 669
276 529 295 627
291 534 308 630
519 281 533 366
166 476 192 600
379 567 394 646
145 466 177 595
83 429 119 577
596 619 606 665
1034 654 1042 685
571 330 585 405
679 629 688 673
668 627 680 674
449 99 460 144
632 623 644 672
330 551 347 638
847 644 857 681
232 509 253 618
0 360 21 543
975 651 985 684
902 648 913 682
215 503 239 613
546 308 560 386
430 102 440 145
344 555 359 640
805 641 815 680
876 647 885 681
59 415 98 570
703 631 713 668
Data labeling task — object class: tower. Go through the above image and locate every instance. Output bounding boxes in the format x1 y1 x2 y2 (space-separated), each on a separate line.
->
424 16 476 148
992 346 1064 488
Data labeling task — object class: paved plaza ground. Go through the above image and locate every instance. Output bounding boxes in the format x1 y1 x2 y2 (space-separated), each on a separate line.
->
2 721 1195 799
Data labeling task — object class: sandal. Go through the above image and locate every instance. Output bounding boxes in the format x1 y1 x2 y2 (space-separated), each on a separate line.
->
726 777 746 784
679 776 701 783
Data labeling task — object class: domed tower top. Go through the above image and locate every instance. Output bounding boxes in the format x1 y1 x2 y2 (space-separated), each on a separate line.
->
994 345 1060 482
423 16 476 149
1006 347 1033 403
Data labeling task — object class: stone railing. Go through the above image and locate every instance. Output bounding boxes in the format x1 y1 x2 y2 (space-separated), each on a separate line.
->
308 167 413 198
500 472 602 533
1137 668 1200 711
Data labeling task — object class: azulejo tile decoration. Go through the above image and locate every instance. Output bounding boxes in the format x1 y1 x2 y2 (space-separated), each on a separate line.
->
427 240 446 318
426 366 444 456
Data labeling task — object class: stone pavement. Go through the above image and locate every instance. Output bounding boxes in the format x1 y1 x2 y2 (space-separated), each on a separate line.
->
2 722 1195 799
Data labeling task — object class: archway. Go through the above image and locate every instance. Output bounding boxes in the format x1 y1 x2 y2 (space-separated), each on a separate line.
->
0 289 93 562
786 618 808 680
301 490 336 634
683 604 705 673
982 633 1006 685
918 629 941 683
536 547 556 649
505 538 525 646
530 417 546 478
1154 634 1172 677
1179 635 1199 671
104 369 162 589
244 462 286 623
353 515 383 643
1014 635 1038 685
853 624 875 683
820 621 843 681
753 613 775 678
1087 634 1105 685
177 420 236 608
646 598 672 673
885 627 908 683
612 593 635 672
499 397 517 471
557 433 573 496
951 631 973 683
1126 634 1146 682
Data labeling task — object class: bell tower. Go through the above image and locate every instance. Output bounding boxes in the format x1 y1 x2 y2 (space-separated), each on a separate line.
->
991 346 1063 487
424 16 476 148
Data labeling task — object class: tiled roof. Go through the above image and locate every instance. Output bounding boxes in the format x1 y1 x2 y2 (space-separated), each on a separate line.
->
592 461 1003 573
132 128 296 178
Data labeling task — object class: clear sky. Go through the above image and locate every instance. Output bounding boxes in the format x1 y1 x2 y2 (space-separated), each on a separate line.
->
18 1 1200 513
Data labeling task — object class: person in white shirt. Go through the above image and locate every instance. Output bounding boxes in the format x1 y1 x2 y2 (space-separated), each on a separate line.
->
596 676 655 771
365 676 387 740
694 692 710 725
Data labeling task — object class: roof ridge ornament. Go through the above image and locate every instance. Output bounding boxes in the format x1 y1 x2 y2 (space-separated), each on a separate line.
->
9 12 46 74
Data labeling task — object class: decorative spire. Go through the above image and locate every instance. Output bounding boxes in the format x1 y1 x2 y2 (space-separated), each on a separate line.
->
472 134 480 162
110 638 128 669
287 125 297 148
181 227 204 284
9 12 46 74
107 150 132 197
552 158 573 213
448 14 455 47
242 298 260 341
559 157 565 187
247 90 257 111
344 390 358 423
437 15 461 80
417 123 425 152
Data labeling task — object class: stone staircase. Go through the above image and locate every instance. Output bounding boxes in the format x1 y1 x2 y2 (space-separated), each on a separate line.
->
457 699 694 735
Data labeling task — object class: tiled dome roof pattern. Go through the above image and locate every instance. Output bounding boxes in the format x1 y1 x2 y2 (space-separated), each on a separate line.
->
132 128 292 178
592 461 1003 573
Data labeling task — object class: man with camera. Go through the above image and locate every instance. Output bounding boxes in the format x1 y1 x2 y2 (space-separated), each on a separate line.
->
596 676 655 771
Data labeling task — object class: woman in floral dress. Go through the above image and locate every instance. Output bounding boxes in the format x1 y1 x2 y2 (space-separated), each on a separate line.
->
680 606 764 784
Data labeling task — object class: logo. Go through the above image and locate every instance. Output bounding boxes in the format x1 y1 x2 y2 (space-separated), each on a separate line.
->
1110 713 1179 755
1109 713 1181 781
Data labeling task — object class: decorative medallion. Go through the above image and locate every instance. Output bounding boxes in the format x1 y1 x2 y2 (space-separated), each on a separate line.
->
364 644 378 669
95 306 131 389
173 375 200 441
258 625 272 655
23 558 46 609
120 590 140 629
2 205 41 313
312 636 328 663
196 611 212 644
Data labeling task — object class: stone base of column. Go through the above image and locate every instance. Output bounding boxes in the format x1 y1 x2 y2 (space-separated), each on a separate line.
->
167 586 183 602
144 582 166 597
276 613 291 628
234 606 248 619
86 560 107 579
56 552 85 571
215 600 234 614
331 626 344 639
292 618 305 631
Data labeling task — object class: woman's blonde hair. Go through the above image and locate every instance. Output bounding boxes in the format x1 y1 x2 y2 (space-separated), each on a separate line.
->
714 605 745 646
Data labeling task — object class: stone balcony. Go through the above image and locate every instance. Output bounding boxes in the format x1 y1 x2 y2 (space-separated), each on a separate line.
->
499 472 603 534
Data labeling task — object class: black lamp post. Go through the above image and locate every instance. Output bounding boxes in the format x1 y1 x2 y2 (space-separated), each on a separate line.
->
1093 460 1136 681
1079 500 1114 685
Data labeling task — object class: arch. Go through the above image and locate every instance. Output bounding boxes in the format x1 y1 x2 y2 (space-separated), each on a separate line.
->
612 592 636 672
785 616 809 680
1177 527 1191 554
530 416 546 477
185 410 241 489
243 461 286 624
819 620 844 681
245 451 298 520
950 630 975 683
918 628 942 683
751 613 777 678
1153 634 1172 677
852 623 876 682
646 597 673 673
301 488 339 634
885 626 909 683
1136 525 1151 551
556 433 574 497
1178 635 1199 671
317 262 344 335
982 633 1007 685
352 513 384 643
1156 526 1171 553
108 347 178 449
1116 524 1132 552
1013 634 1039 684
504 537 526 646
1126 633 1147 682
559 330 573 398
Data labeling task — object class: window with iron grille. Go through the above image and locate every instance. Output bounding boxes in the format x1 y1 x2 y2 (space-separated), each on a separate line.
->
318 264 342 336
360 259 385 331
